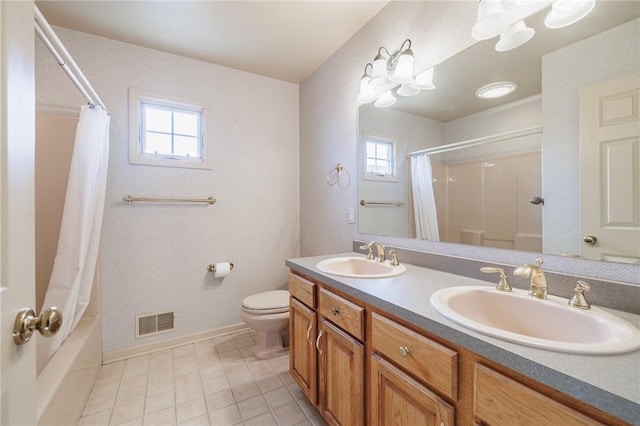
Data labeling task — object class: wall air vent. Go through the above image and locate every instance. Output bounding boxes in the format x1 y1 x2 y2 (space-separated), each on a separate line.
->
136 310 175 338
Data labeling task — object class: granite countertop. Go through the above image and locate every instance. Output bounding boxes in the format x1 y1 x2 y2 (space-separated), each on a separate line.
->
286 253 640 425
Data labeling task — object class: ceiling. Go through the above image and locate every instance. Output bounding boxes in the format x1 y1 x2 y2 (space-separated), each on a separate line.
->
35 0 389 84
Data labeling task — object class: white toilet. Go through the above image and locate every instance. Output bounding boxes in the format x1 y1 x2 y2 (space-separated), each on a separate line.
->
240 290 290 359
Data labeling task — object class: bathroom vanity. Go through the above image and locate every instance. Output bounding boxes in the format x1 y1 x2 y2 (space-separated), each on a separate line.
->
286 254 640 426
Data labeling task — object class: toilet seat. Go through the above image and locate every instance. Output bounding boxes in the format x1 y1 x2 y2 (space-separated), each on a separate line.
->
242 290 290 314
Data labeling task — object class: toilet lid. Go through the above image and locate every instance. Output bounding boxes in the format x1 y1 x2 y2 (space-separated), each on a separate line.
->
242 290 290 311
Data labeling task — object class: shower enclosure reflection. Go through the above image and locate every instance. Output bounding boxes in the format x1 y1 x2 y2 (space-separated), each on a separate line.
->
358 96 542 251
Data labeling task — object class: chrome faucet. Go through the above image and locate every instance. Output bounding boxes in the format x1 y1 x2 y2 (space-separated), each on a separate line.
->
514 259 547 299
359 241 386 262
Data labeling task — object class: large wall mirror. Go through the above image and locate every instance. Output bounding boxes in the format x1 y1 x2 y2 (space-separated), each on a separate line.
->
358 2 640 262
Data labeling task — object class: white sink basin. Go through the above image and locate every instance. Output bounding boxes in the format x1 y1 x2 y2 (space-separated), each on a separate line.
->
316 256 406 278
430 286 640 355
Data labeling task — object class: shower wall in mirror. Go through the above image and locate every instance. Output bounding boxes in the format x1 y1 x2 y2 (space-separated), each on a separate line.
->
357 2 640 261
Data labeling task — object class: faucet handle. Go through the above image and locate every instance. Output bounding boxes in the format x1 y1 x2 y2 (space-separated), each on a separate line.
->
480 267 512 292
359 242 375 260
389 250 400 266
568 281 591 309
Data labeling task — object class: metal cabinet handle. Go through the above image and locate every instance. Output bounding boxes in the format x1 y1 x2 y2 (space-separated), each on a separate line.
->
331 307 340 316
306 323 313 345
13 307 63 345
398 346 410 357
316 330 324 355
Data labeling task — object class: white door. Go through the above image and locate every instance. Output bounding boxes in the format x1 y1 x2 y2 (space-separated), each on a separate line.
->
580 72 640 263
1 2 38 425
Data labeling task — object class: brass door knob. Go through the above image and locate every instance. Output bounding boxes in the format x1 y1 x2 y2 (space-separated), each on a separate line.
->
13 307 63 345
583 235 598 245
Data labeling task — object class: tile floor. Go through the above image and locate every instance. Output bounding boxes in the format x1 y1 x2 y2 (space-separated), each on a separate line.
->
77 331 328 426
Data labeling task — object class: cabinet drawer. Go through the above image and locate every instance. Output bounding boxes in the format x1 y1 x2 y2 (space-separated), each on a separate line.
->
371 313 457 400
318 288 364 341
288 273 315 308
474 363 605 426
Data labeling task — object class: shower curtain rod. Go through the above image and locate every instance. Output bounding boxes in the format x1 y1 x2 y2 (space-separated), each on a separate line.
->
34 5 108 111
406 126 542 157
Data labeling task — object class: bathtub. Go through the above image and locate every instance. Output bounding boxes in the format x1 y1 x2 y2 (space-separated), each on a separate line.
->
36 314 102 426
36 266 102 426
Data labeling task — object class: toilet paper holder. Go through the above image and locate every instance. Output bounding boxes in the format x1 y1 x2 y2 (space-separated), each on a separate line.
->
207 262 235 273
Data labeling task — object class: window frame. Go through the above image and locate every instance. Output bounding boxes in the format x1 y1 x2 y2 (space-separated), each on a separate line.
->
129 88 211 169
363 133 398 182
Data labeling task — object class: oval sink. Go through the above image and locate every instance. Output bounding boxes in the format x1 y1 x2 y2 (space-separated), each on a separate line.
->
316 256 406 278
430 286 640 355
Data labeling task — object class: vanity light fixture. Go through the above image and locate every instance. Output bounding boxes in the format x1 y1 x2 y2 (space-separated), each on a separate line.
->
412 68 436 90
495 20 535 52
545 0 596 29
475 81 517 99
397 84 421 97
358 39 434 108
357 63 377 104
374 90 397 108
370 39 415 86
471 0 513 41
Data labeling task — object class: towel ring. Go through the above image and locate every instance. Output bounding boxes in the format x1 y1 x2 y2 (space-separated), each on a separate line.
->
326 164 343 186
326 163 350 188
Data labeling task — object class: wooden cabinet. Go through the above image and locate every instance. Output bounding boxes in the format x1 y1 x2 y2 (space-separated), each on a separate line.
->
288 273 365 425
289 297 317 404
289 270 626 426
371 313 458 400
370 353 455 426
318 288 365 340
473 363 605 426
318 319 365 425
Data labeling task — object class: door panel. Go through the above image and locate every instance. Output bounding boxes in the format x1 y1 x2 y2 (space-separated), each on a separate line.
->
289 297 317 404
370 354 455 426
580 72 640 263
318 319 364 426
1 2 38 425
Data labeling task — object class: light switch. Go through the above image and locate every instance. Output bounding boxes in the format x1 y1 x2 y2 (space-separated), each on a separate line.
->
348 207 356 224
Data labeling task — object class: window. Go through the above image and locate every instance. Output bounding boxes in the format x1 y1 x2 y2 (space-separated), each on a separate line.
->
364 134 397 182
129 88 211 169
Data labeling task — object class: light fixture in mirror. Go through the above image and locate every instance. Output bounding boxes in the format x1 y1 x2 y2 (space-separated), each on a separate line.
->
357 39 432 108
472 0 512 40
496 20 535 52
475 81 518 99
357 1 640 262
545 0 596 28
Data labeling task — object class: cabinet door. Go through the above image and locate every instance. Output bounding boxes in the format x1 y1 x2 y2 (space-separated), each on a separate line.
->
318 318 365 426
474 363 605 426
370 354 455 426
290 297 317 405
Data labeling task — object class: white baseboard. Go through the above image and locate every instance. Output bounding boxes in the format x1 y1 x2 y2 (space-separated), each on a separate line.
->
102 323 250 364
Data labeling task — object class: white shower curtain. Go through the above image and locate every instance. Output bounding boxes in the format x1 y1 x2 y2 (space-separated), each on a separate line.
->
410 153 440 241
38 105 110 362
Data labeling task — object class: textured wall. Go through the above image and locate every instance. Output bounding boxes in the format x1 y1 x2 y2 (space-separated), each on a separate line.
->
358 105 444 237
542 18 640 256
35 27 300 353
300 1 480 256
299 2 639 284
